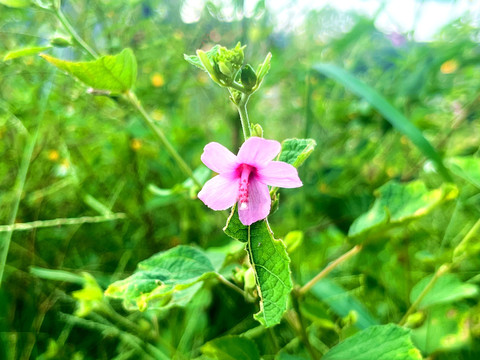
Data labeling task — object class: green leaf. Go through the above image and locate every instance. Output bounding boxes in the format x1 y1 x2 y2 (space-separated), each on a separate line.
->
201 335 260 360
223 211 293 327
312 63 451 181
41 48 137 93
348 180 457 238
284 230 303 253
411 304 471 354
310 278 379 330
446 156 480 189
224 210 293 327
278 138 317 168
0 0 30 8
255 52 271 89
30 266 84 285
3 46 52 61
184 45 221 72
105 245 217 311
149 165 211 200
410 273 479 309
223 207 249 243
323 324 422 360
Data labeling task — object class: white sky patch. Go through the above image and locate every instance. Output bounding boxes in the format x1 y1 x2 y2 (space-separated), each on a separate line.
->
181 0 480 41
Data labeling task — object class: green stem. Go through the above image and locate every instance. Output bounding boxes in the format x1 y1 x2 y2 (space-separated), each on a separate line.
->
0 73 54 285
290 290 319 359
0 213 126 233
217 274 246 297
236 93 251 140
453 217 480 260
399 263 451 326
0 129 38 286
54 6 98 59
299 245 362 296
52 6 201 188
125 91 201 187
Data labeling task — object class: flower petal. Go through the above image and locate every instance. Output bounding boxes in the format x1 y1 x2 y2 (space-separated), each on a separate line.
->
237 137 281 167
198 175 238 211
201 142 238 174
257 161 303 188
238 179 271 225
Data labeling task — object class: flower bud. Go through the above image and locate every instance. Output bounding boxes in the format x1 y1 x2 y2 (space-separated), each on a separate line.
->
250 123 263 137
241 64 257 90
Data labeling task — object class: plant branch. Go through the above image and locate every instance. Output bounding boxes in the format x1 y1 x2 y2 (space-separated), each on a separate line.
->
399 263 451 326
125 91 201 187
299 245 362 296
217 274 246 297
52 6 201 188
0 213 126 233
290 291 319 359
54 6 98 59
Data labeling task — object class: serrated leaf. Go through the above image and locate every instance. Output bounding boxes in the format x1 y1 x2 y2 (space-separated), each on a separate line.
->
0 0 30 8
223 207 249 242
410 273 479 309
3 46 51 61
446 156 480 189
224 209 292 327
323 324 422 360
105 245 217 311
348 180 456 238
278 138 316 168
41 48 137 93
249 220 292 327
201 335 260 360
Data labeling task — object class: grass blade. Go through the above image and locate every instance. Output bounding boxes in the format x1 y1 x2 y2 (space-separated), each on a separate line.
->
312 63 452 182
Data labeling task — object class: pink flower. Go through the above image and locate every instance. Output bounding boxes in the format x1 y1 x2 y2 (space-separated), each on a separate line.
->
198 137 302 225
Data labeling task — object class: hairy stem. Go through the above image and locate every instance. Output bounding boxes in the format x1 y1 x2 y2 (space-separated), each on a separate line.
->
299 245 362 296
236 93 252 140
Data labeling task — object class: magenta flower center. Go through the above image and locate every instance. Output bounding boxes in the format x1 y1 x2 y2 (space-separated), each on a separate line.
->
237 164 254 210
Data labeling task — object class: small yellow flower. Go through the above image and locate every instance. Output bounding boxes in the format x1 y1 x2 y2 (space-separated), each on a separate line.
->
48 150 59 161
151 73 165 87
440 60 458 74
131 138 142 151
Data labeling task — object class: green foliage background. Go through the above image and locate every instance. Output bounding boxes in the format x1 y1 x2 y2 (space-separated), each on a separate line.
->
1 0 480 359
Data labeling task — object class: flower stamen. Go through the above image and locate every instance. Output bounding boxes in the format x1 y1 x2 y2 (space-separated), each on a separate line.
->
238 164 252 210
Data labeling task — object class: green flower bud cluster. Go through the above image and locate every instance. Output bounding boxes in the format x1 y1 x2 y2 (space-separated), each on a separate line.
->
185 42 271 96
213 42 245 79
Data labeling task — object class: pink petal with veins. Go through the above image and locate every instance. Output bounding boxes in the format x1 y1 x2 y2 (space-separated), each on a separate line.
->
237 137 281 167
257 161 303 188
201 142 238 175
197 175 238 210
238 178 271 225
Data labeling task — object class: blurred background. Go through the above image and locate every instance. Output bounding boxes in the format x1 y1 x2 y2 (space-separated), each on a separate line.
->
1 0 480 359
